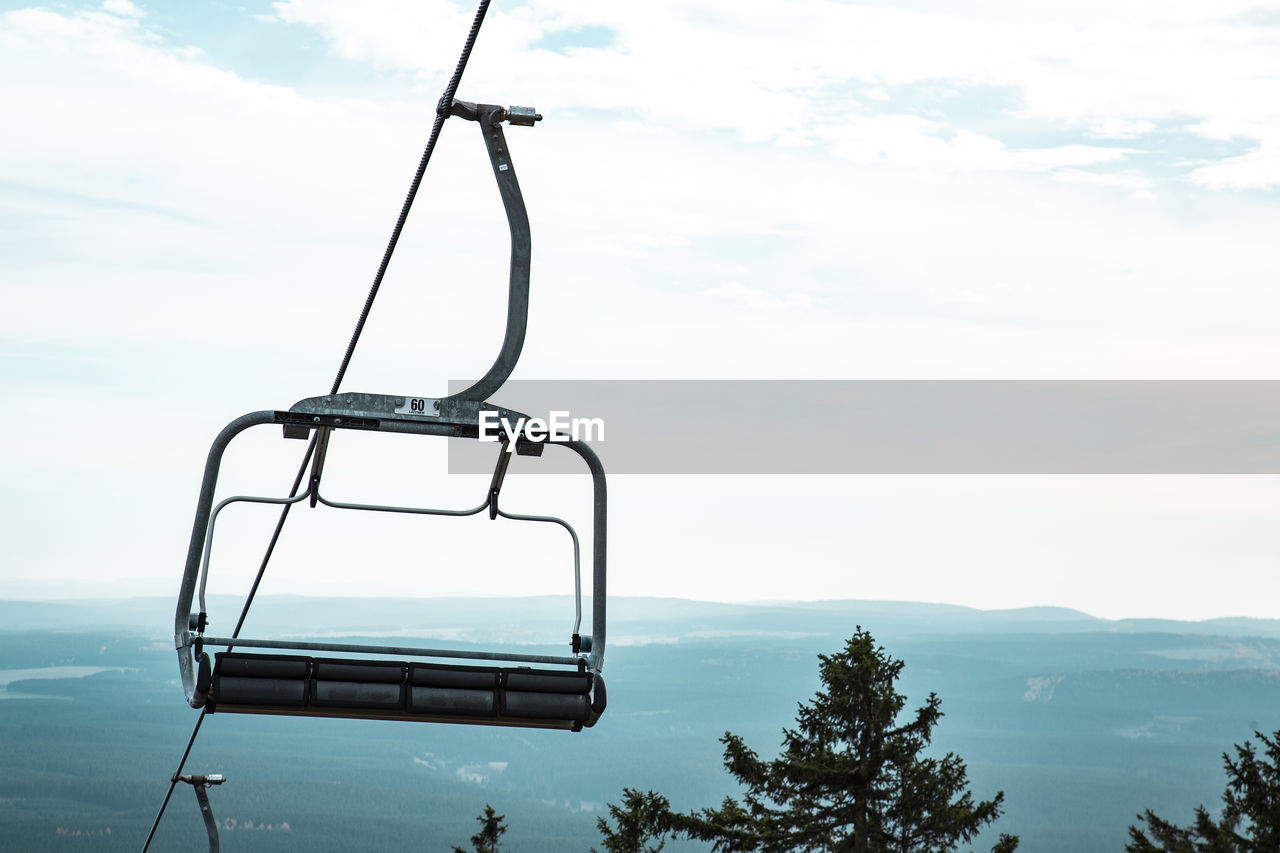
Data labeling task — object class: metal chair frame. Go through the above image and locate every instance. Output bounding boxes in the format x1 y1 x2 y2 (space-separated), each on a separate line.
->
172 100 607 729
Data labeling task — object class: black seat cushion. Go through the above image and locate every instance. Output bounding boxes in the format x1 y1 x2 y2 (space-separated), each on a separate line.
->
213 653 310 707
210 653 599 728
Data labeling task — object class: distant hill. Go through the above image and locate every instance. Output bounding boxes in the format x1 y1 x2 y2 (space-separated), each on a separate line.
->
4 594 1280 640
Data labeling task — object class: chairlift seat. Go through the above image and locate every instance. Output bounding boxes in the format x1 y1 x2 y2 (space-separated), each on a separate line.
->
174 102 609 731
210 653 605 731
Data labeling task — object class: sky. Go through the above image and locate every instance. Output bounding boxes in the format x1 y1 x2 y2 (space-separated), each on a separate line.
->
3 0 1280 621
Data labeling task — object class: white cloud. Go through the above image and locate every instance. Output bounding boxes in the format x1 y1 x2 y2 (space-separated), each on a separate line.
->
270 0 479 75
102 0 143 18
1187 141 1280 189
266 0 1280 188
6 2 1280 373
704 282 815 311
1012 144 1138 170
1088 119 1156 140
1050 168 1155 199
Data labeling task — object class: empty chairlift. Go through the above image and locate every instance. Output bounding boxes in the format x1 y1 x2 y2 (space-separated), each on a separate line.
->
173 98 607 732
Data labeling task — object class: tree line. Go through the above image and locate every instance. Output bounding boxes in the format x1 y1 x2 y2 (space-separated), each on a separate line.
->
453 628 1279 852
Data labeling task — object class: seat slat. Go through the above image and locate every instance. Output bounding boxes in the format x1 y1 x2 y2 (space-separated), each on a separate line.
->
313 679 404 708
314 660 405 683
409 663 501 689
506 671 591 694
215 675 308 706
409 685 497 716
503 691 590 719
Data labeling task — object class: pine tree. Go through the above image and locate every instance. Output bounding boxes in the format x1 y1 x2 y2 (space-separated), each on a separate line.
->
453 804 506 853
604 628 1017 852
1126 729 1280 852
593 789 672 852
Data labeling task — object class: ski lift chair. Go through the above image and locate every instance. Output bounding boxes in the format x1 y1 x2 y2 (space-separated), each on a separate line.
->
173 101 606 731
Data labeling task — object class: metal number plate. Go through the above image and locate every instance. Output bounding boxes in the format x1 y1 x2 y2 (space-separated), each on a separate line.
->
394 397 440 417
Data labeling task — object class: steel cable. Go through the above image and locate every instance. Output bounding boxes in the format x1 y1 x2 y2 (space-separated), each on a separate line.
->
140 4 492 848
329 0 492 395
140 707 207 852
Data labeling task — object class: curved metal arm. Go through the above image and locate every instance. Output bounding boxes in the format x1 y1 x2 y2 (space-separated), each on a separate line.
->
192 783 219 853
179 775 224 853
447 102 532 404
198 491 315 614
175 411 277 705
558 438 606 671
312 493 490 518
494 507 582 636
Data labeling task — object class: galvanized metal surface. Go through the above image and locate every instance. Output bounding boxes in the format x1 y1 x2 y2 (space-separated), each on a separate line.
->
285 392 530 431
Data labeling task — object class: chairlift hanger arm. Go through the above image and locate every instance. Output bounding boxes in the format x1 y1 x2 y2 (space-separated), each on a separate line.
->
444 99 542 406
178 774 224 853
302 99 537 493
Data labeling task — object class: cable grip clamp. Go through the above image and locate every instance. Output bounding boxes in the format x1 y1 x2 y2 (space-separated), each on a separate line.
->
445 98 542 126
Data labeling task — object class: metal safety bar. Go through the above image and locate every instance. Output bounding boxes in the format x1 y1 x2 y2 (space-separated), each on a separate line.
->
193 455 583 638
494 507 582 637
196 637 580 667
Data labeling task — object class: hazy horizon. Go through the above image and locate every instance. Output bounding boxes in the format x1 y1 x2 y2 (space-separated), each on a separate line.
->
3 590 1278 630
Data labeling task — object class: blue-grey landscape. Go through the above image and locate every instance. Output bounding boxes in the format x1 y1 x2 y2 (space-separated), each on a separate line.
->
2 595 1277 851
